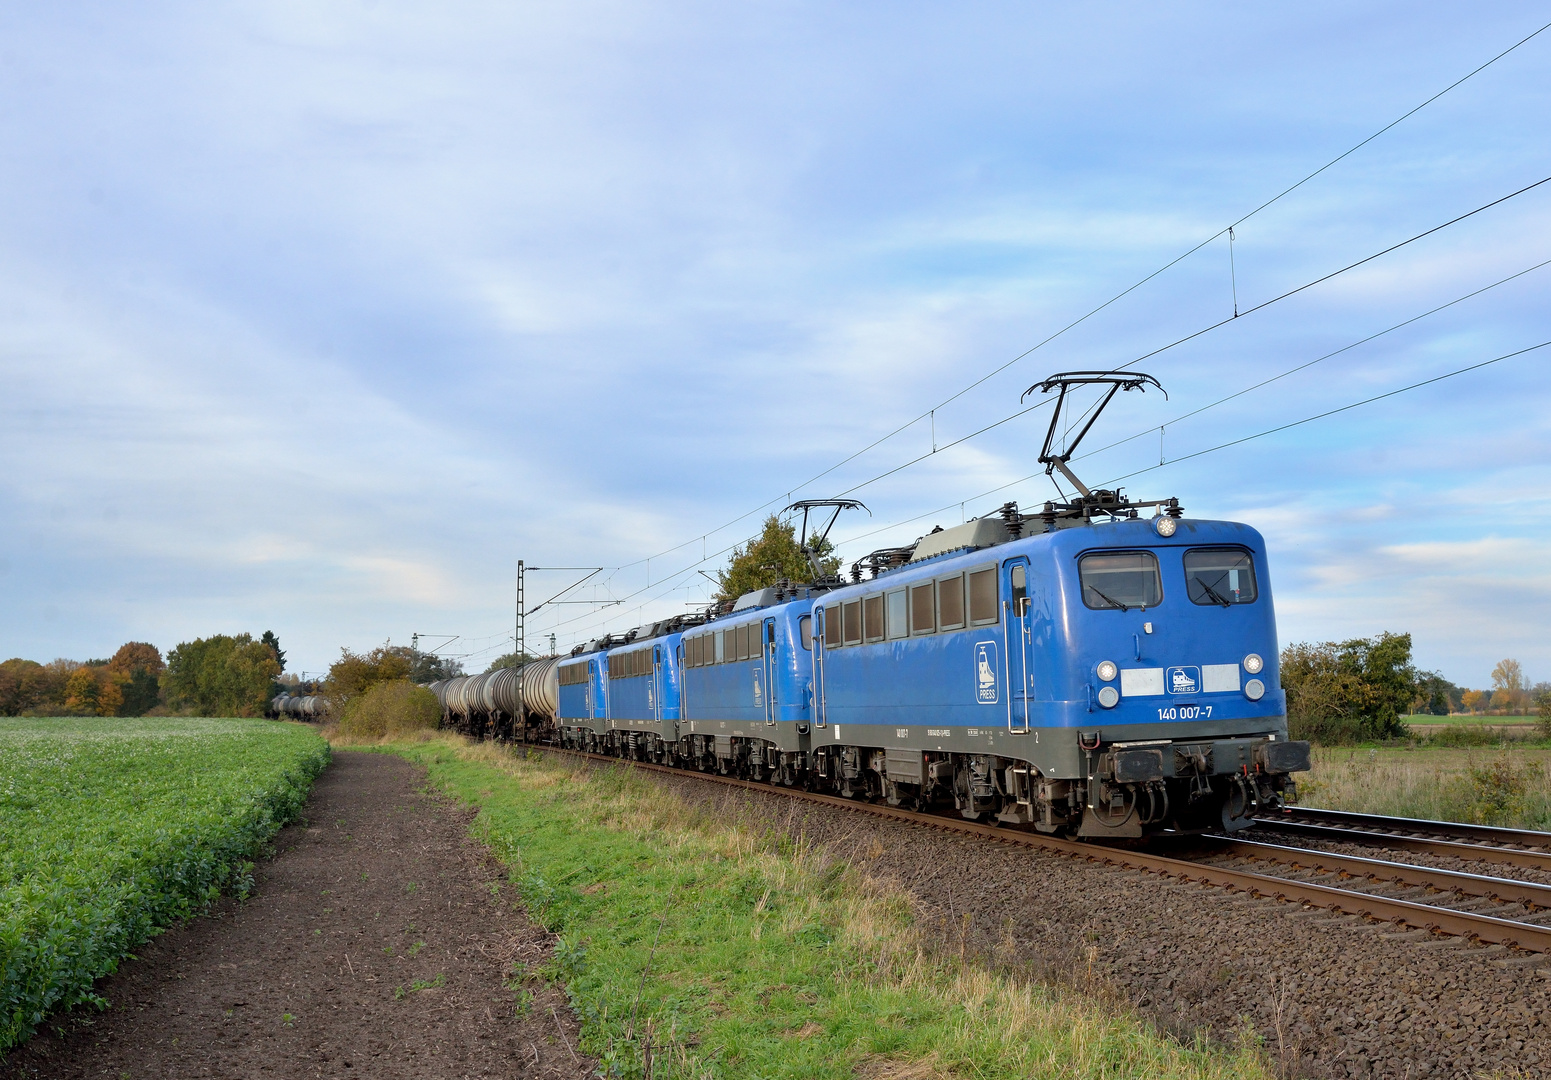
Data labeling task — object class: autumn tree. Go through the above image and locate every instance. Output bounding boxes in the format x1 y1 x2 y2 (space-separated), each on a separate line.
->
411 651 461 684
63 666 103 714
326 644 415 709
1462 689 1487 714
33 660 81 714
1490 658 1528 714
484 652 535 673
163 634 282 717
714 515 839 602
108 641 164 716
0 659 46 716
1413 671 1458 716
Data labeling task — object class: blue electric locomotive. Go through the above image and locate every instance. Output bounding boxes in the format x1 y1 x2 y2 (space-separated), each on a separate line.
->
555 616 695 760
806 510 1301 835
533 371 1309 838
678 589 819 783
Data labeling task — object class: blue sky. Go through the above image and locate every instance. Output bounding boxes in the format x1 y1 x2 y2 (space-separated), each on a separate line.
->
1 2 1547 687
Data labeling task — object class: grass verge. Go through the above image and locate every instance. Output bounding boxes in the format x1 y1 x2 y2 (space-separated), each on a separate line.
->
0 717 330 1051
369 733 1270 1080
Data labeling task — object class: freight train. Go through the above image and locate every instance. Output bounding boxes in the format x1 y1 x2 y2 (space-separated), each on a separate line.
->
429 372 1311 838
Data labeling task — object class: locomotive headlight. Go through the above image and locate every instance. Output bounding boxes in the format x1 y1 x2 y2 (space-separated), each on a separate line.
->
1096 660 1118 682
1153 515 1177 538
1243 653 1264 674
1097 686 1120 708
1245 678 1266 701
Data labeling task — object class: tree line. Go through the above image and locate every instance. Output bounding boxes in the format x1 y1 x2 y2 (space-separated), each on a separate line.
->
1 632 288 717
1281 632 1549 744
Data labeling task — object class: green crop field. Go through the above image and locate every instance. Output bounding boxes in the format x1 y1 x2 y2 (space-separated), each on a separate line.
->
0 717 329 1051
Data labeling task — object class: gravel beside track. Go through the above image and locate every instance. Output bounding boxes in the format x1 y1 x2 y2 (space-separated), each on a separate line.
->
609 756 1551 1080
2 751 595 1080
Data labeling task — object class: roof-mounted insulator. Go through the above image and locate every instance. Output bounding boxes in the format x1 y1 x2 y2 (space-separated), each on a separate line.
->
998 501 1024 539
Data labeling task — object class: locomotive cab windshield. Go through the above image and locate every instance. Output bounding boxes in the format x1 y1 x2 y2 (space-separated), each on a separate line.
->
1184 548 1258 606
1079 551 1162 611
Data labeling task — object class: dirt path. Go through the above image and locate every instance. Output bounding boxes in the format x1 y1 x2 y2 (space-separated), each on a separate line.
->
3 751 594 1080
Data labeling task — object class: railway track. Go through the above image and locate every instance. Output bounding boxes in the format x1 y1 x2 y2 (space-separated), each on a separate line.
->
528 741 1551 955
1250 807 1551 873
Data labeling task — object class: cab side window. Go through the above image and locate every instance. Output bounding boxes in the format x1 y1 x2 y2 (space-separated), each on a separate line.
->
968 567 998 624
843 600 862 645
937 574 965 630
863 595 885 642
910 582 935 635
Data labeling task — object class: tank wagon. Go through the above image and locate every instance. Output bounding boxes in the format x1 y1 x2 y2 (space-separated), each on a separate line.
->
429 371 1311 839
269 693 327 719
430 654 562 743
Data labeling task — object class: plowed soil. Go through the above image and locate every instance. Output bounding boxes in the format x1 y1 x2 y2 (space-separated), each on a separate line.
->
2 751 594 1080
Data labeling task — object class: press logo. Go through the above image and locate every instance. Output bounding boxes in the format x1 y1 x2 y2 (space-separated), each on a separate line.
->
975 641 999 704
1167 666 1200 695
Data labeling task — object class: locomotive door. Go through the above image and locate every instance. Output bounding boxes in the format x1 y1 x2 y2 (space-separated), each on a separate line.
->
813 607 828 727
762 618 777 726
587 660 599 722
675 642 686 726
651 645 663 726
1003 558 1033 733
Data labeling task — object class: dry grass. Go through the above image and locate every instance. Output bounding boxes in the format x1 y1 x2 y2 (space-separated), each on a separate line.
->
1299 744 1551 828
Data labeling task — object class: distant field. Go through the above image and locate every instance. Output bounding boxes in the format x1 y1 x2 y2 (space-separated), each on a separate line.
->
1402 713 1537 728
0 717 329 1051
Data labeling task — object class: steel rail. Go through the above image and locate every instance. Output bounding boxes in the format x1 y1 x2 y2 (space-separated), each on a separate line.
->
1266 807 1551 850
1186 834 1551 908
532 743 1551 953
1249 819 1551 873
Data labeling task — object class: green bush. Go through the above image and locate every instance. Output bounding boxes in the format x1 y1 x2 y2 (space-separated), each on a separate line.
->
1446 755 1533 826
1283 633 1418 744
1422 725 1506 748
334 680 440 740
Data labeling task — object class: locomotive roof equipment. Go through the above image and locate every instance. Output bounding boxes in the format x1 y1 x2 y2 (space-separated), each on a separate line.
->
1023 370 1182 529
784 499 868 584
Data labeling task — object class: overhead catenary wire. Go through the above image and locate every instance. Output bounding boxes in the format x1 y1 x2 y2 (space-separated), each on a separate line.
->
1097 339 1551 488
576 22 1548 588
533 305 1550 648
827 306 1551 556
821 175 1551 502
1076 254 1551 462
526 236 1551 649
514 24 1551 649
